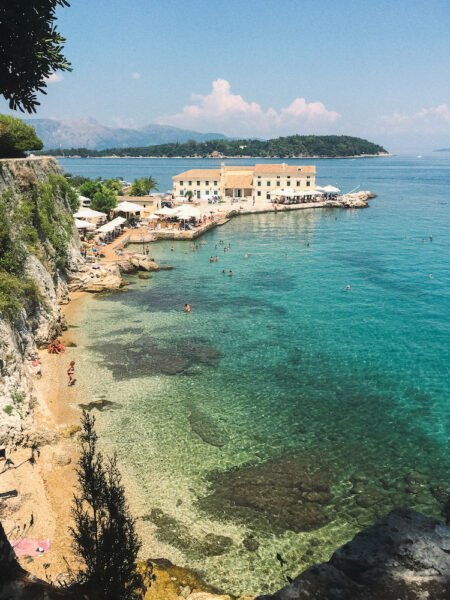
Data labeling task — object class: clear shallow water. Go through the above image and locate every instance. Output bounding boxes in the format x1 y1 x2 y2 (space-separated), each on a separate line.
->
67 155 450 595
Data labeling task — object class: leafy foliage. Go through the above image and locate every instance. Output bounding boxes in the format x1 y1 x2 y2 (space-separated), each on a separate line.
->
0 1 71 113
0 272 40 319
41 135 388 158
129 177 158 196
91 186 117 213
70 412 146 599
0 115 43 158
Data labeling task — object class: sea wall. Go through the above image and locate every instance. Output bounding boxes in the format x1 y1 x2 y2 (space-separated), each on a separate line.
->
0 157 83 446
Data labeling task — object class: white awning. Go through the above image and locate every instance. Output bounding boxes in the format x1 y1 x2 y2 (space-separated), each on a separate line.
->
96 216 126 233
322 185 341 193
73 207 107 219
113 201 142 213
74 218 95 230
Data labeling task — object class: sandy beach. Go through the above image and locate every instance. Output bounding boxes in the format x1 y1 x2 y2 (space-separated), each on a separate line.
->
1 293 88 582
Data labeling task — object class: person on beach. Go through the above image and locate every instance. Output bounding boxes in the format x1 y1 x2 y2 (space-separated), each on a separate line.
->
184 303 191 313
67 361 75 386
145 245 150 256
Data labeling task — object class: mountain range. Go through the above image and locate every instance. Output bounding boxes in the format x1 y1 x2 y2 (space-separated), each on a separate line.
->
24 118 226 150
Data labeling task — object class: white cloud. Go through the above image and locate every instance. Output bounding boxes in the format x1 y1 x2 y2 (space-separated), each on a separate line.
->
45 73 64 84
159 79 340 136
131 72 142 80
379 104 450 133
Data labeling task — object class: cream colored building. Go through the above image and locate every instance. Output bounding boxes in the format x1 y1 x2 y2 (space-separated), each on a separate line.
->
172 163 316 205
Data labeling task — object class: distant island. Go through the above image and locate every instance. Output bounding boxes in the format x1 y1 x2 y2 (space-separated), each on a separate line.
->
38 135 388 159
434 147 450 152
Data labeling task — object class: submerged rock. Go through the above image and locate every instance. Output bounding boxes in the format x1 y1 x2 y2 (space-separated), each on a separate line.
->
188 404 228 448
145 508 233 559
201 454 333 533
256 508 450 600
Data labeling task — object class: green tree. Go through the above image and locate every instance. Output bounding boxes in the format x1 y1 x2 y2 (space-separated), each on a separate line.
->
70 412 146 599
90 186 117 213
184 190 193 202
129 177 158 196
0 115 43 158
0 1 71 113
79 180 104 199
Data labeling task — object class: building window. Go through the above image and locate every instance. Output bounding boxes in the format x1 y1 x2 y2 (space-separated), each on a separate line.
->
180 190 184 196
206 190 209 196
188 180 192 185
306 181 311 187
276 181 280 186
197 181 200 186
267 180 271 186
257 191 261 196
266 193 271 200
276 175 280 179
257 181 261 186
213 190 218 195
287 175 291 179
197 191 200 199
206 181 209 186
296 181 301 186
214 180 218 185
257 175 261 178
179 181 183 186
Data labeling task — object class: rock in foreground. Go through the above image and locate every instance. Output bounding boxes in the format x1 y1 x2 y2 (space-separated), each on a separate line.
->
257 508 450 600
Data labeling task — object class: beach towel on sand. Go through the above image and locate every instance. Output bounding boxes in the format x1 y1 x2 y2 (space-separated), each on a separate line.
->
11 538 50 556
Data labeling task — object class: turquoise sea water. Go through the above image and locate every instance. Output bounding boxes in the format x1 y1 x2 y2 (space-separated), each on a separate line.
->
64 156 450 595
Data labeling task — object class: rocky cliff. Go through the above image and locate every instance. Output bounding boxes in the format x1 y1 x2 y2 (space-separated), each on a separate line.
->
0 157 83 446
257 508 450 600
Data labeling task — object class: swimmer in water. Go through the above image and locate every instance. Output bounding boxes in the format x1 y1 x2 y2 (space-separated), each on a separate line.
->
184 303 191 313
170 246 174 251
228 270 233 277
244 253 250 259
344 285 352 292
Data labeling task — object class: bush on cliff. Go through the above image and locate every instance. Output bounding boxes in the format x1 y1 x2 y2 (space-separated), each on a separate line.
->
0 115 43 158
69 411 147 599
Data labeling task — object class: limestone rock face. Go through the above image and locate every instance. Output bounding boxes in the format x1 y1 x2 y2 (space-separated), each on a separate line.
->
0 158 83 446
339 190 376 208
256 508 450 600
129 253 160 271
68 264 123 292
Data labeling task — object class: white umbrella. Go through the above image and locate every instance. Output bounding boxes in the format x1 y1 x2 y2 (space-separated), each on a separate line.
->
74 218 95 230
302 189 324 196
154 206 178 216
176 205 202 219
113 200 142 214
322 185 341 193
73 207 107 219
274 187 296 198
146 214 161 220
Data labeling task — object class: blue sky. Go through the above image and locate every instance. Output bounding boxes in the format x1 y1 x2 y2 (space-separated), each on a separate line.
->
3 0 450 151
